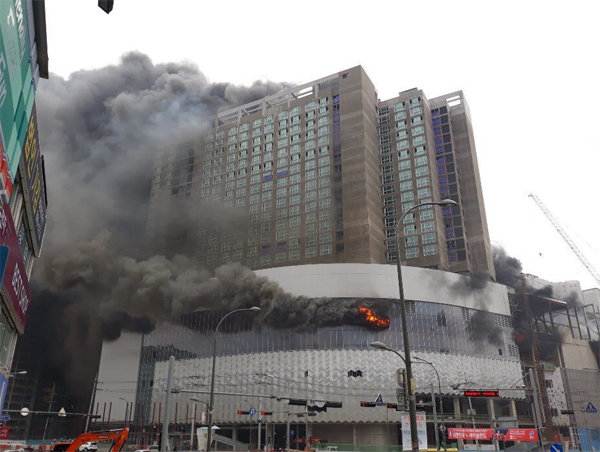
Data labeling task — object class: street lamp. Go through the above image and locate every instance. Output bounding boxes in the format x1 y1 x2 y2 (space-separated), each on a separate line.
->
190 397 208 452
414 356 446 452
206 307 261 451
394 198 458 452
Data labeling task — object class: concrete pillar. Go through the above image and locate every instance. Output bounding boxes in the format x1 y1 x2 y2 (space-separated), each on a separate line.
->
488 399 499 450
453 397 464 450
352 424 357 446
232 425 238 450
509 399 517 418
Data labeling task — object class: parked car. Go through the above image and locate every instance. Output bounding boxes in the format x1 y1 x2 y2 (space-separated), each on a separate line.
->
78 442 98 452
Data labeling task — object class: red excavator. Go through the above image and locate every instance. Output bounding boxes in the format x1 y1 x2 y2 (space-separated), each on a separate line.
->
52 428 129 452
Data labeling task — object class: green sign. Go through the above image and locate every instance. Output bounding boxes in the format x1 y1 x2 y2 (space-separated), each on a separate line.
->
0 0 34 177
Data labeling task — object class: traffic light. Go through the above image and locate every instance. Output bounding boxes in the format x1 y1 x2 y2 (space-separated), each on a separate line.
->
386 403 398 409
260 411 273 416
237 410 250 415
360 401 376 407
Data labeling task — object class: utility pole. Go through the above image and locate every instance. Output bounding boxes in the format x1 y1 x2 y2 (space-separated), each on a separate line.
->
42 382 56 440
286 410 291 452
161 356 175 452
85 373 99 432
431 383 439 452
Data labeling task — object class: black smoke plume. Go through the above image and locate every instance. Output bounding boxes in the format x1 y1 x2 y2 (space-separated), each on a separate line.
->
27 52 389 399
28 52 294 396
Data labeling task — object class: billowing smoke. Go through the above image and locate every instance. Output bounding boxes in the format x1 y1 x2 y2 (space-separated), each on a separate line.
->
493 246 523 288
28 52 388 398
28 52 296 395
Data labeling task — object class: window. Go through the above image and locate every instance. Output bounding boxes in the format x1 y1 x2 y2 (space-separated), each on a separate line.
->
406 247 419 259
420 209 433 220
412 125 425 135
380 144 391 154
394 101 405 112
320 244 332 255
381 155 392 164
405 236 418 247
423 232 436 244
385 217 396 227
410 97 420 105
395 111 407 121
397 140 409 150
383 185 396 194
417 187 431 199
413 135 426 146
399 159 411 170
381 174 394 184
411 116 423 126
416 177 429 188
422 221 435 232
396 120 407 130
423 244 437 256
384 206 397 216
399 170 412 181
399 181 412 192
401 191 414 202
404 224 416 235
397 130 408 139
399 149 410 160
410 106 422 116
415 166 429 177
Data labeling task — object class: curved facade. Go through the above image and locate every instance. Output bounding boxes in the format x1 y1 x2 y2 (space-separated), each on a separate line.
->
115 264 527 447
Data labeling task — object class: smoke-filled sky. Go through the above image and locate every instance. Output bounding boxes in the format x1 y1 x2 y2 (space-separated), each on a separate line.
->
43 0 600 290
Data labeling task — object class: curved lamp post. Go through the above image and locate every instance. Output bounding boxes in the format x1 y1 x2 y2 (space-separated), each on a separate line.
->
206 307 261 451
395 198 457 452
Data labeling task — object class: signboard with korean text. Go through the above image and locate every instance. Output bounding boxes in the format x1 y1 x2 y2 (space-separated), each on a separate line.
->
18 104 46 255
447 428 495 441
0 0 35 176
0 372 8 417
0 204 32 332
401 412 427 450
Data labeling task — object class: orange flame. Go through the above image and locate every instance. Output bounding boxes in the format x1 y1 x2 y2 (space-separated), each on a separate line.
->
358 307 390 329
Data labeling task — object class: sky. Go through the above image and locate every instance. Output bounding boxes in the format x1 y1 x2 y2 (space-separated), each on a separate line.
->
43 0 600 290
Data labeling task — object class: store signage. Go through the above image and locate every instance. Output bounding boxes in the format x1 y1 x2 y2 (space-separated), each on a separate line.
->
0 204 31 331
447 428 495 440
495 428 539 442
0 426 9 439
0 373 7 417
18 105 46 255
401 412 427 450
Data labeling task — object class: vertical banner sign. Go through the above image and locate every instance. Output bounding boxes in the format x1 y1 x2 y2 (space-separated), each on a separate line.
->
0 204 31 332
0 0 34 176
18 104 46 255
401 412 427 451
0 372 8 417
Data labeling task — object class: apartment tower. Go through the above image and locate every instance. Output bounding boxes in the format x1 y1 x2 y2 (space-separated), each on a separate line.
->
149 66 495 278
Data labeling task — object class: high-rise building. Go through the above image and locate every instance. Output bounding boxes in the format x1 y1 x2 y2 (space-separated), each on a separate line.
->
0 0 49 420
150 66 494 278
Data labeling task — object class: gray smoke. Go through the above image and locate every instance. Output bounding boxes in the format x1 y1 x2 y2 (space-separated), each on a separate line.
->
493 246 523 289
30 53 389 395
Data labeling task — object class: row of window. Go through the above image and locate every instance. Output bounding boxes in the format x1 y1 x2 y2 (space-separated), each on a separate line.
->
385 243 437 261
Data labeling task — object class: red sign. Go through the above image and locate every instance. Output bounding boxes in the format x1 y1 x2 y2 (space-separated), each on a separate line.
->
0 426 9 439
0 204 32 332
464 390 499 397
447 428 495 440
503 429 539 442
0 140 12 199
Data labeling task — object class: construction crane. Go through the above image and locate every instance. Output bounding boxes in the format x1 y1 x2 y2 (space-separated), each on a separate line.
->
529 193 600 286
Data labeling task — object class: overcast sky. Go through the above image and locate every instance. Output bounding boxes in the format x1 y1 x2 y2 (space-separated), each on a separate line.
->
44 0 600 290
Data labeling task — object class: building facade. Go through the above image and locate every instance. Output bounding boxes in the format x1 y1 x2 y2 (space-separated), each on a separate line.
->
94 264 529 449
149 66 495 279
0 0 48 415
